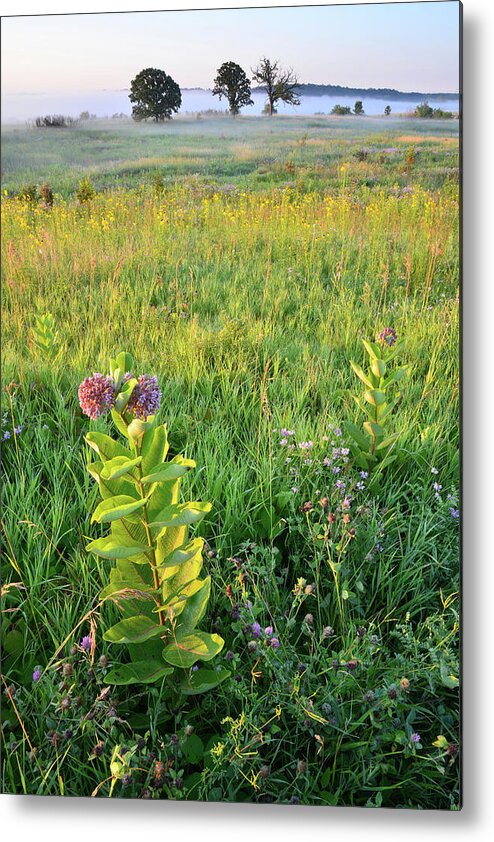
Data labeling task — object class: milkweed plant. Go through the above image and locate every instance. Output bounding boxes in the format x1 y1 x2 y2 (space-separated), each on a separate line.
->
78 351 228 692
345 329 409 473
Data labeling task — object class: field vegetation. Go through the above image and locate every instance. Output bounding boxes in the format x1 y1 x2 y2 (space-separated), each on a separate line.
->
1 115 460 807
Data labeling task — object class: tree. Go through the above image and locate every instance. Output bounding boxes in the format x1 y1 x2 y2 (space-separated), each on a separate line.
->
414 100 434 118
384 105 392 116
331 104 352 115
252 57 300 116
354 100 364 115
129 68 181 122
212 61 253 116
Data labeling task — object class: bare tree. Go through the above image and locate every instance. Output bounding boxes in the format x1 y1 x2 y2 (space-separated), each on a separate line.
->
252 57 301 116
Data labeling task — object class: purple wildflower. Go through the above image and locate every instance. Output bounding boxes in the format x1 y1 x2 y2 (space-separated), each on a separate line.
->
342 497 351 509
78 373 116 420
251 622 261 639
14 425 22 435
336 480 346 490
450 508 460 519
323 457 333 467
298 440 314 450
377 327 397 347
334 427 342 437
333 466 341 475
270 637 280 649
433 482 442 493
3 431 11 440
32 668 42 683
410 733 421 744
128 374 162 420
265 626 273 637
280 428 295 437
80 635 93 652
192 665 199 672
279 438 288 446
360 470 369 479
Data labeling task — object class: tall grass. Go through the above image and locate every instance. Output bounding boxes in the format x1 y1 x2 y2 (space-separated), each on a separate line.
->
1 118 459 806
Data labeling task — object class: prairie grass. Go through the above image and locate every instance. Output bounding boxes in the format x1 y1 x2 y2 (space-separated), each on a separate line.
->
1 116 459 806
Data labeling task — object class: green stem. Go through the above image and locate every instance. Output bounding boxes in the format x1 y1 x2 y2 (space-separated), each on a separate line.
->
126 421 164 627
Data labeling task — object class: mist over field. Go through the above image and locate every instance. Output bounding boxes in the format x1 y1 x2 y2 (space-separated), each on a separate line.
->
2 88 461 123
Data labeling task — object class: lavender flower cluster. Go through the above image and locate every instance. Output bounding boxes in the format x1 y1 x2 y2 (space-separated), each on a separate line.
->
127 374 162 420
78 370 161 422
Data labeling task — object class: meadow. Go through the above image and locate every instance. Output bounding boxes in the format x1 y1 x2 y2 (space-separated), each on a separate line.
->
1 114 460 807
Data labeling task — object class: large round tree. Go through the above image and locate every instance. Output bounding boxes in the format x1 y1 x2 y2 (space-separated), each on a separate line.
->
129 68 182 122
212 61 253 116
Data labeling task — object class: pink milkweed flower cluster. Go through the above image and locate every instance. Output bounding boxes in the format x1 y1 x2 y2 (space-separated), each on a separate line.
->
78 370 162 422
377 327 397 347
78 373 116 420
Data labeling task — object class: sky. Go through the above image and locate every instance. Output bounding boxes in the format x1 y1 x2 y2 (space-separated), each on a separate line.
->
1 1 460 97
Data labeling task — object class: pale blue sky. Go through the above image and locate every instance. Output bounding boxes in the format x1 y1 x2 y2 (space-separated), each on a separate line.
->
1 2 460 95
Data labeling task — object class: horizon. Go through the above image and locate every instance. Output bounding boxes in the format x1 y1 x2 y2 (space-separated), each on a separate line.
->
2 2 461 115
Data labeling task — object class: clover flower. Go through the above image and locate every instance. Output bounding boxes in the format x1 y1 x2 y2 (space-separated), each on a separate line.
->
450 508 460 519
32 667 42 683
410 732 421 744
128 374 162 420
78 373 116 420
80 635 93 652
377 327 397 347
270 637 280 648
251 622 261 639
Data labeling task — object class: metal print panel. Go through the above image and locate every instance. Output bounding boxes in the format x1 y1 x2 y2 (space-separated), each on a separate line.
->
1 1 461 808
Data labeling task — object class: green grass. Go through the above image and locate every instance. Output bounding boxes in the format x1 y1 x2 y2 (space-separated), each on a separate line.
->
1 116 459 806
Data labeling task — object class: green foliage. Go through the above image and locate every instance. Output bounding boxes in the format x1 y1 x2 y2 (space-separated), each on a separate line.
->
129 67 182 122
331 104 352 115
18 183 38 203
354 100 364 115
252 57 300 116
1 120 459 805
345 336 409 473
76 176 95 204
31 312 59 360
413 101 453 120
212 61 253 116
384 105 392 116
85 351 225 689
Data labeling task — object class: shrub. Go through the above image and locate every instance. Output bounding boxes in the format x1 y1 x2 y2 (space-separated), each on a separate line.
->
39 183 54 207
76 176 96 204
18 183 38 203
34 114 78 128
331 104 352 116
